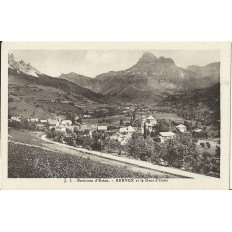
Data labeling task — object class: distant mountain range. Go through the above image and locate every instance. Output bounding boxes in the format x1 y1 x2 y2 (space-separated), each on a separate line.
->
58 52 220 103
8 52 220 106
8 54 106 118
8 54 103 101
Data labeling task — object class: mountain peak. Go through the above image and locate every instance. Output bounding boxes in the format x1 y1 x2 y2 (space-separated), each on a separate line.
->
138 52 157 63
8 53 15 61
137 52 174 65
19 60 26 66
8 54 42 77
142 52 157 59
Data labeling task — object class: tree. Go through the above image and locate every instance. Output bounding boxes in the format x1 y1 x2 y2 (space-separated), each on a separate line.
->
215 146 220 157
82 136 94 149
77 118 82 124
46 128 55 138
200 142 205 148
66 113 75 124
143 123 147 139
53 130 66 142
163 134 198 169
120 119 123 125
155 119 170 134
103 138 121 153
127 135 147 160
92 131 105 151
150 141 164 163
8 120 22 130
206 142 211 149
184 121 193 131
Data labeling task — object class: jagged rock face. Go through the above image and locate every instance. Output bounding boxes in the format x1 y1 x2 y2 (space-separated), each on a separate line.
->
8 54 42 77
92 52 220 102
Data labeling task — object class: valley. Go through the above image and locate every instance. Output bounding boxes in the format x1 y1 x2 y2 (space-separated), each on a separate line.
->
7 51 221 178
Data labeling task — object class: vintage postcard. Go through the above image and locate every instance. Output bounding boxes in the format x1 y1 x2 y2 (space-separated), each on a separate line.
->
0 42 231 189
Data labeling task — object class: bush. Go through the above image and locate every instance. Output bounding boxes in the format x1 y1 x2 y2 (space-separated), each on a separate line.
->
206 142 211 149
103 138 122 153
9 120 22 130
200 142 205 148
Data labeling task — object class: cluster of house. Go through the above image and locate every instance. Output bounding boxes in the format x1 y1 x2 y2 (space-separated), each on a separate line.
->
140 115 190 143
122 106 132 114
10 113 204 145
9 115 74 130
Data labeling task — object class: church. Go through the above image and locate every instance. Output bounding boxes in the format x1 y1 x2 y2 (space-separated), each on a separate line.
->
141 115 157 134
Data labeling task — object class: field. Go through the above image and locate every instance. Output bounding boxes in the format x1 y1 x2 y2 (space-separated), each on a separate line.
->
8 142 177 178
82 110 185 127
140 111 185 123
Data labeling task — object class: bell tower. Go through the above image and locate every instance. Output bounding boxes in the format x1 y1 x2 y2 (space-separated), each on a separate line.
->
141 116 146 134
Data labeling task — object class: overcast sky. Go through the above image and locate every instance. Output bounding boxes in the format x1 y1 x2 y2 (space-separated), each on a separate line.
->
11 50 220 77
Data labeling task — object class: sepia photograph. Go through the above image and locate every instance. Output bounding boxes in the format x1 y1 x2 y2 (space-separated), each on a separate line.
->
1 2 232 232
0 42 230 189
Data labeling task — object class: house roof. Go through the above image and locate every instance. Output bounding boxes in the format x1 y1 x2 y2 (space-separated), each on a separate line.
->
48 119 58 125
127 126 135 132
36 124 45 127
159 132 175 137
147 115 155 120
120 126 135 133
81 124 93 130
61 120 72 124
97 125 107 130
193 128 202 132
176 124 186 128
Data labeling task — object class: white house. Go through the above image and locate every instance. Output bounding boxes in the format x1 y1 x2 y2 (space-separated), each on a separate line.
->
176 124 187 133
119 126 135 133
61 100 72 104
61 120 72 126
83 115 91 118
56 127 67 133
48 119 58 126
11 116 21 122
159 131 176 143
193 128 202 133
120 126 135 134
97 125 107 131
40 119 48 123
81 124 94 130
28 118 39 122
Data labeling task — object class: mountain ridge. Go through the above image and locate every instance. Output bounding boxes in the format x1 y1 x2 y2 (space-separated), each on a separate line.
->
8 54 42 77
9 52 220 104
